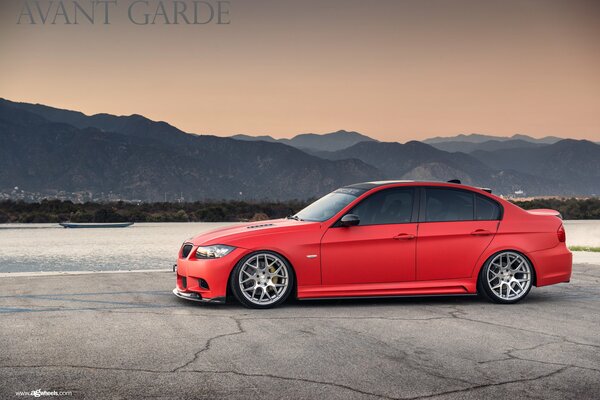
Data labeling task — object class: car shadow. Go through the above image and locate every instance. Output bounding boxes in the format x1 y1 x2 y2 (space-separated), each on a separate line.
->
170 289 576 311
171 293 485 310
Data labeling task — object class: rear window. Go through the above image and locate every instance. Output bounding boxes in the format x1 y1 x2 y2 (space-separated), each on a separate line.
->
475 195 501 220
424 188 474 222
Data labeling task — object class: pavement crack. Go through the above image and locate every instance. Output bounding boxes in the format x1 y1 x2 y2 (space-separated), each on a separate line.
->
171 316 246 372
446 310 600 349
0 364 164 374
334 324 479 387
405 366 570 400
0 363 588 399
478 340 600 373
0 364 394 399
477 340 562 365
183 369 397 400
237 315 449 322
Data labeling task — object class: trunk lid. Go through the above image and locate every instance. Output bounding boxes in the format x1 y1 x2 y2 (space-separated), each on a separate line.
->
526 209 562 219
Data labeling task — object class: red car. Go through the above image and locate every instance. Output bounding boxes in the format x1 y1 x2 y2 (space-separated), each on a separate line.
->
173 181 572 308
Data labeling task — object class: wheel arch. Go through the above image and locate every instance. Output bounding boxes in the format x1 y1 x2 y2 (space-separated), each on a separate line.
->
476 249 538 288
226 249 299 301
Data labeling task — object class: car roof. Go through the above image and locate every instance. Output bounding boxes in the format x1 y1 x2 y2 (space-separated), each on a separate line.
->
344 180 492 193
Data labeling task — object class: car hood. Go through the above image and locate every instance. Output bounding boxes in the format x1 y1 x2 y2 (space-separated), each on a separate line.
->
189 218 321 246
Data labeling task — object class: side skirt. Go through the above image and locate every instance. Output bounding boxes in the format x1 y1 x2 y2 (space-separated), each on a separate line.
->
297 279 477 299
298 293 478 301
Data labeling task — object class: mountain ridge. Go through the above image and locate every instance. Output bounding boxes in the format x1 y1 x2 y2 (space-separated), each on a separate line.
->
428 139 547 153
1 98 598 199
0 99 380 200
313 140 563 195
232 129 376 152
423 133 563 144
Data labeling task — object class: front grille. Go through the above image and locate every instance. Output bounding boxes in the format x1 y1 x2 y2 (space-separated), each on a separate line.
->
181 244 193 258
181 276 187 289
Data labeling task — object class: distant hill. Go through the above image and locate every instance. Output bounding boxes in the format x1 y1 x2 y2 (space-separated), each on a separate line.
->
315 141 561 195
231 134 278 143
232 130 376 152
471 140 600 195
424 133 563 145
0 99 379 200
428 139 547 153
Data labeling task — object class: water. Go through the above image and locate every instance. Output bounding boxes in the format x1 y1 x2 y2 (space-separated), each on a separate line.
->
0 221 598 273
0 223 233 273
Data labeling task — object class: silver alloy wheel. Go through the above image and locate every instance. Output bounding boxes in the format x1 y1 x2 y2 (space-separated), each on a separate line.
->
238 253 289 306
487 252 532 300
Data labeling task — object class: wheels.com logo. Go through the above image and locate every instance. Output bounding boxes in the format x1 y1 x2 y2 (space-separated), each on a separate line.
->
15 389 73 397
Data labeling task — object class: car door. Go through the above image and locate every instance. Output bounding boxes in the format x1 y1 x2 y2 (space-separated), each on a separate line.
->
416 187 500 281
321 187 418 285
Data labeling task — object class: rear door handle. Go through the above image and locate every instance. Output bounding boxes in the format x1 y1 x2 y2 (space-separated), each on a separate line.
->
393 233 415 240
470 229 492 236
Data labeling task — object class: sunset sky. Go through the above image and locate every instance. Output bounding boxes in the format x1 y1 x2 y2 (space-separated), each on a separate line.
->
1 0 599 141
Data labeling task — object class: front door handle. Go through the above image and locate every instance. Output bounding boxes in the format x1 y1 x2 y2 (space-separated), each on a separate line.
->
470 229 492 236
393 233 415 240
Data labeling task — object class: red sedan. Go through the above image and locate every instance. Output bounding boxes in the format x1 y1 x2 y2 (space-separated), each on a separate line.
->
173 181 572 308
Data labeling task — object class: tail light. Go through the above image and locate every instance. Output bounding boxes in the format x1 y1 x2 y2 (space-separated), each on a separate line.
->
557 225 566 243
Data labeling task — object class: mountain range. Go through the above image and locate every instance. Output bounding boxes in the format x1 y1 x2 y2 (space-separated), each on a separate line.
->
232 130 376 152
0 99 377 201
1 98 598 200
423 133 563 144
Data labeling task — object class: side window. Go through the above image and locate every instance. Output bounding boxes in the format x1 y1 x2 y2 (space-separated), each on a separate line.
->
424 188 474 222
349 188 414 226
475 195 501 220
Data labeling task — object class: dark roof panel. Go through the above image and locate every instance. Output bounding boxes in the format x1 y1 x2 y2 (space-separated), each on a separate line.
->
342 180 492 193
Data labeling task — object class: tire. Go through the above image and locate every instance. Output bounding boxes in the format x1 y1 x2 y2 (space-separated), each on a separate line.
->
230 251 294 309
478 251 534 304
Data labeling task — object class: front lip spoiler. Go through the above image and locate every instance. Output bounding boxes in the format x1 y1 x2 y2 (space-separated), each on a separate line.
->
172 288 226 304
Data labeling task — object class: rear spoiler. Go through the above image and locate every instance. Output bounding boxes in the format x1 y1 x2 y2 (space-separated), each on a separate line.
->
527 209 563 219
446 180 492 194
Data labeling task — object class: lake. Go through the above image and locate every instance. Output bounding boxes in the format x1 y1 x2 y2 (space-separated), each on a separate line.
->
0 221 598 273
0 222 233 273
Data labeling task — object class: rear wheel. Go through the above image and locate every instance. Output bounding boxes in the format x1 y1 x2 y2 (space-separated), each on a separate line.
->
230 251 294 309
479 251 533 304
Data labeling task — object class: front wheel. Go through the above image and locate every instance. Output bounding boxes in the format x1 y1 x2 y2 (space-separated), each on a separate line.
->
478 251 534 304
230 251 294 309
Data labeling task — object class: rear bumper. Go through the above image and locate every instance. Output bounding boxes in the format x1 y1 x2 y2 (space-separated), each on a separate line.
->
529 244 572 287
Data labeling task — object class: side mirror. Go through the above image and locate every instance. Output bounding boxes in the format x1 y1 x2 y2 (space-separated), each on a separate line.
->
340 214 360 227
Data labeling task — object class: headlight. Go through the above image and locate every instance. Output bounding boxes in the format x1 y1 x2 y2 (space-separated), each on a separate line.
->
196 245 235 259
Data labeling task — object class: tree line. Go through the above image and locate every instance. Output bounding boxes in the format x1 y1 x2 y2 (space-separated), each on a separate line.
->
0 200 307 223
511 198 600 220
0 197 599 223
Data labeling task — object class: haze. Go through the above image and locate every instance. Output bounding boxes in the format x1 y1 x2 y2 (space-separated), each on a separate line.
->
1 0 599 141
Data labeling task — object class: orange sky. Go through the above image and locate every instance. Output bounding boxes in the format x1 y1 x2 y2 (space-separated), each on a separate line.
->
1 0 599 141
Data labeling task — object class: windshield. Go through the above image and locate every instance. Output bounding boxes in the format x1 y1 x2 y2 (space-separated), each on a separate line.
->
295 188 366 222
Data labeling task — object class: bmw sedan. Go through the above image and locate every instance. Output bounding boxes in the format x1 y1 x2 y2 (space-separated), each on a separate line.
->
173 181 572 308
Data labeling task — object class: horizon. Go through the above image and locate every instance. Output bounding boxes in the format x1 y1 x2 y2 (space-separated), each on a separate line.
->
1 96 595 143
1 0 599 142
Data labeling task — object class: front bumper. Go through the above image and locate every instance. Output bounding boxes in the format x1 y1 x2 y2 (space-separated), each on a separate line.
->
173 246 248 302
172 288 226 303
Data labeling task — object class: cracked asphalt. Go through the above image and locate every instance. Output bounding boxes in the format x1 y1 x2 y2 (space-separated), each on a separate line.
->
1 264 599 399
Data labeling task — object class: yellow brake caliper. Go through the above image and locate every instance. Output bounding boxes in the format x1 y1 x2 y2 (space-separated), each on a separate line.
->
269 264 278 286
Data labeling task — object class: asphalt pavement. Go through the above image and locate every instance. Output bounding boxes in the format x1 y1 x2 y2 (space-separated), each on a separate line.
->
1 264 599 399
